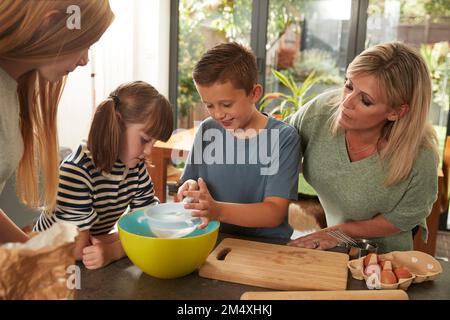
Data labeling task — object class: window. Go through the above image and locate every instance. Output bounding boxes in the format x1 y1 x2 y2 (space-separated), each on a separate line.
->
366 0 450 159
172 0 253 129
170 0 363 126
366 0 450 230
170 0 449 151
169 0 450 228
264 0 352 117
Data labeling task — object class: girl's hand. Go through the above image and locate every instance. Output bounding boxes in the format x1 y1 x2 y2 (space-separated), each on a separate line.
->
176 179 199 202
82 241 112 269
287 229 340 250
81 235 125 269
182 178 219 228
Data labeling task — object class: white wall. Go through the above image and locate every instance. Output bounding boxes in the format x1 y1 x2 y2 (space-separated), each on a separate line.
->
57 0 171 151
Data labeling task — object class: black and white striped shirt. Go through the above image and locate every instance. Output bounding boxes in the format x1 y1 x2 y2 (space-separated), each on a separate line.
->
34 143 158 235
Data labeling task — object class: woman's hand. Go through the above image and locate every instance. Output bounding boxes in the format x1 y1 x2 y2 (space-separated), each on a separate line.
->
287 229 341 250
182 178 219 228
0 209 30 244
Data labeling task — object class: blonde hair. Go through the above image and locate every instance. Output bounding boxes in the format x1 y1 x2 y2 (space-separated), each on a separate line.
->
0 0 114 210
330 41 439 186
88 81 174 173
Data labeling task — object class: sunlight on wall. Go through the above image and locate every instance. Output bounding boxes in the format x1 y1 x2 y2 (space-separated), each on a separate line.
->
58 0 170 151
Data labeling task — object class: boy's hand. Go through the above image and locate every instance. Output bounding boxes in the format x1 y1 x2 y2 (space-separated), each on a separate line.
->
182 178 219 228
177 179 199 202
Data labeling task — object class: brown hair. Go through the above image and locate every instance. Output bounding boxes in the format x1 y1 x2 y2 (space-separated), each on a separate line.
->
0 0 114 210
193 42 258 95
88 81 173 173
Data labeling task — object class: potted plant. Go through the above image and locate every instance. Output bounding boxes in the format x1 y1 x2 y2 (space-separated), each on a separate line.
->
259 68 319 120
259 68 320 196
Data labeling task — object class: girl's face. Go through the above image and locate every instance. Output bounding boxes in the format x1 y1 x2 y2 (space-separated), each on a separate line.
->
38 48 89 82
196 80 262 131
338 73 398 132
119 123 156 168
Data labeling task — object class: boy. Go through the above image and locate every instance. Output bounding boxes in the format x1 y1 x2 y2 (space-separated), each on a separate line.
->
178 42 300 240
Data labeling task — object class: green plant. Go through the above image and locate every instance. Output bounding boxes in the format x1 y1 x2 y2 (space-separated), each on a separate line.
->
177 0 252 124
266 0 312 49
259 69 319 119
420 41 450 111
421 41 449 160
401 0 450 23
370 0 450 24
177 73 199 118
424 0 450 19
291 49 344 85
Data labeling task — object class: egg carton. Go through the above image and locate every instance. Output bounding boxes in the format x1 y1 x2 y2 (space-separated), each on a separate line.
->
347 250 443 290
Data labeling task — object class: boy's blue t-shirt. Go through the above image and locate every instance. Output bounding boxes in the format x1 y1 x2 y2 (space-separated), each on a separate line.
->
181 115 300 239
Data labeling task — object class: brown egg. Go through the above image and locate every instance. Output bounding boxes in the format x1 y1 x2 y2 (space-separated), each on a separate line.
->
380 260 393 271
381 270 397 284
380 259 399 270
394 267 413 279
363 253 378 267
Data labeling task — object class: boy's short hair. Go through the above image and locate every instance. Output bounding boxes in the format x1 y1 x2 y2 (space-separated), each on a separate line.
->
193 42 258 95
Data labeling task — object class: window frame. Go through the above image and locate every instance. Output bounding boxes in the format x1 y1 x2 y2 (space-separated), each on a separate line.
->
169 0 369 128
168 0 449 230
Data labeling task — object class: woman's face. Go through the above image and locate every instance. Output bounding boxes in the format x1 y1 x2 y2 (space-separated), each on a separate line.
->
37 48 89 82
119 123 156 168
338 73 398 132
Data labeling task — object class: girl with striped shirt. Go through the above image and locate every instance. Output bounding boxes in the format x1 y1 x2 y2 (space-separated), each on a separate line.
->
34 81 173 269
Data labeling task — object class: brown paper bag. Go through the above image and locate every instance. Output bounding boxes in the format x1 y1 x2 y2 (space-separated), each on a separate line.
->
0 222 79 300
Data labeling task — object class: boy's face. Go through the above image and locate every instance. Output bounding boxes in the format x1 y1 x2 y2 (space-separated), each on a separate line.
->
119 123 156 168
196 80 262 130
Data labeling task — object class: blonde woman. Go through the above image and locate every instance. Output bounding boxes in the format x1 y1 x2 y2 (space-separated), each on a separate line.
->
288 42 439 253
0 0 114 243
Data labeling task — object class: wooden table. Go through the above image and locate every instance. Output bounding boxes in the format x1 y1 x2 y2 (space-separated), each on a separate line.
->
76 233 450 300
147 127 198 203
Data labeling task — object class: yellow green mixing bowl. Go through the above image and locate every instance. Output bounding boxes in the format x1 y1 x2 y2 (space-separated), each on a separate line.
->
118 210 219 279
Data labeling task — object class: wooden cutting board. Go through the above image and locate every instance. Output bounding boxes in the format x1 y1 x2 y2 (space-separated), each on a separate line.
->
199 238 349 291
240 290 409 300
